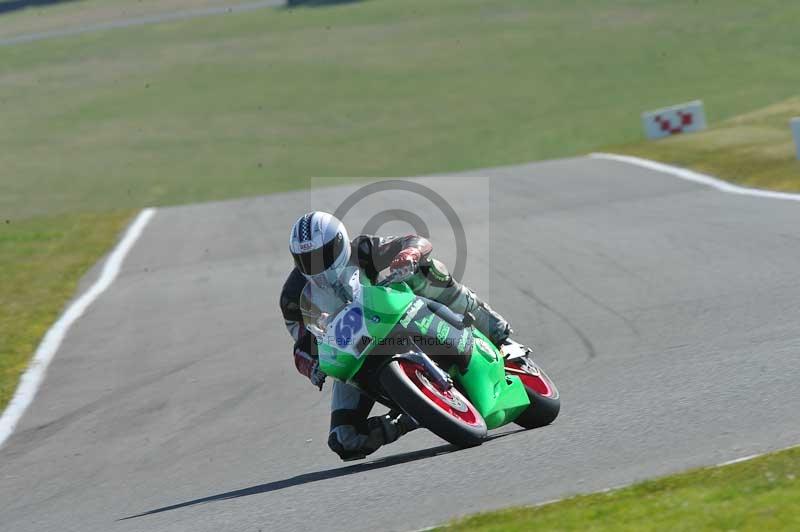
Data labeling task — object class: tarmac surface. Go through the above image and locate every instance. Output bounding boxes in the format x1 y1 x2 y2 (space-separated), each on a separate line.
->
0 1 284 46
1 156 799 531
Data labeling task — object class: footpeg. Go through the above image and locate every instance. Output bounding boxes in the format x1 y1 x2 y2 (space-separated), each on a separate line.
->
500 338 533 360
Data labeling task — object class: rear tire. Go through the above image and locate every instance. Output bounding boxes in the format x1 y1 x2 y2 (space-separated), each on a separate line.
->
505 358 561 429
379 359 487 448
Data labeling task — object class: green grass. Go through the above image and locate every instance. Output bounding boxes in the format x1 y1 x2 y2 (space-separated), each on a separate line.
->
0 211 133 408
3 0 800 220
1 0 800 410
612 97 800 191
440 446 800 531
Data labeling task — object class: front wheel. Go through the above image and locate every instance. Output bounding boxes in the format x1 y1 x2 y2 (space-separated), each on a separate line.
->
379 359 487 448
505 357 560 429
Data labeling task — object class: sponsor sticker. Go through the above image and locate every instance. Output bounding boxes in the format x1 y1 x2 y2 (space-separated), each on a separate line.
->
457 329 469 353
436 321 451 343
414 314 434 335
399 299 425 328
475 337 495 358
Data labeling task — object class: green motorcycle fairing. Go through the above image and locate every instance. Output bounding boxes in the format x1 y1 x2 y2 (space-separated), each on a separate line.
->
315 274 529 429
454 330 529 429
316 276 415 381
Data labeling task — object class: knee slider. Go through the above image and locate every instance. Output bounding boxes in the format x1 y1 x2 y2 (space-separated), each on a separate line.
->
328 428 368 460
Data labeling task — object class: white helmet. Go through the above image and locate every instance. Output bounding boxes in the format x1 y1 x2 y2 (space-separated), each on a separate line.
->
289 211 351 289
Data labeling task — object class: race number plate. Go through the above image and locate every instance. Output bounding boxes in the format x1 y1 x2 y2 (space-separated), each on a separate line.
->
325 304 372 358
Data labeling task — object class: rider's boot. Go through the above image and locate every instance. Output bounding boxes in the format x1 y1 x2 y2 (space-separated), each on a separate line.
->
387 409 421 433
458 288 513 347
329 410 419 462
364 411 419 452
413 259 513 347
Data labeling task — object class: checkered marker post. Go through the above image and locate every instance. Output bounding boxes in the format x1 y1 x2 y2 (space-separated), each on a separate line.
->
791 118 800 161
641 100 707 140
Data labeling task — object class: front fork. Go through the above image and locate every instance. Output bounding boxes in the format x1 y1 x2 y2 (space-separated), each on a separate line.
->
349 350 451 413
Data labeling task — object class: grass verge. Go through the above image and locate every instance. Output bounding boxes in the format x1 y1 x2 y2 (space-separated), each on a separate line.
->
0 211 134 408
440 446 800 531
612 97 800 192
3 0 800 220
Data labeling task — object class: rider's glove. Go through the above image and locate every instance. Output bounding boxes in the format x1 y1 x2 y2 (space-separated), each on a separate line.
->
389 247 422 282
294 348 326 390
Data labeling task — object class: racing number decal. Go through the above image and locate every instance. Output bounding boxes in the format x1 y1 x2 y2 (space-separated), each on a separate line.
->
335 307 363 348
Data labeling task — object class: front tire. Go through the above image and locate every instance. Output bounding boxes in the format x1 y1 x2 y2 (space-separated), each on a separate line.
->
379 359 487 448
505 357 561 429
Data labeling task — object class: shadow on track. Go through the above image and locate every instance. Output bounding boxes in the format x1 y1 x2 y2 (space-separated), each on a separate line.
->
120 429 526 521
0 0 78 16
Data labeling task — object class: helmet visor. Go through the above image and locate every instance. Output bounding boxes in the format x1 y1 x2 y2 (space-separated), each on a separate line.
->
292 233 346 276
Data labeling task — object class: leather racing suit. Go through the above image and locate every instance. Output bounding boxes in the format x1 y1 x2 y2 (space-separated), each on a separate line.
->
279 234 511 460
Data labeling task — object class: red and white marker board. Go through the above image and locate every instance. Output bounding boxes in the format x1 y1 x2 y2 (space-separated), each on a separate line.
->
642 100 707 140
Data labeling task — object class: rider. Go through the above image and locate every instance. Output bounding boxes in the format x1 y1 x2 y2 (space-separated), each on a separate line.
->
280 211 514 461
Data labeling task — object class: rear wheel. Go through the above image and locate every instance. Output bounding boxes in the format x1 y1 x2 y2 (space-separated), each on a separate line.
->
505 357 560 429
379 358 487 448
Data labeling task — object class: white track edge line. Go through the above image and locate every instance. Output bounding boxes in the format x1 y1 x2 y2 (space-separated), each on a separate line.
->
413 152 799 532
717 454 761 467
589 152 800 202
0 208 156 449
414 443 800 531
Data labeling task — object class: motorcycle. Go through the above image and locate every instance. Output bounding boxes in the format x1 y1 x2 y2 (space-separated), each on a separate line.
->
304 270 560 448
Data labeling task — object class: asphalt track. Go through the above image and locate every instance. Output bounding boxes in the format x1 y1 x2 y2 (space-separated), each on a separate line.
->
0 1 284 47
2 156 800 531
